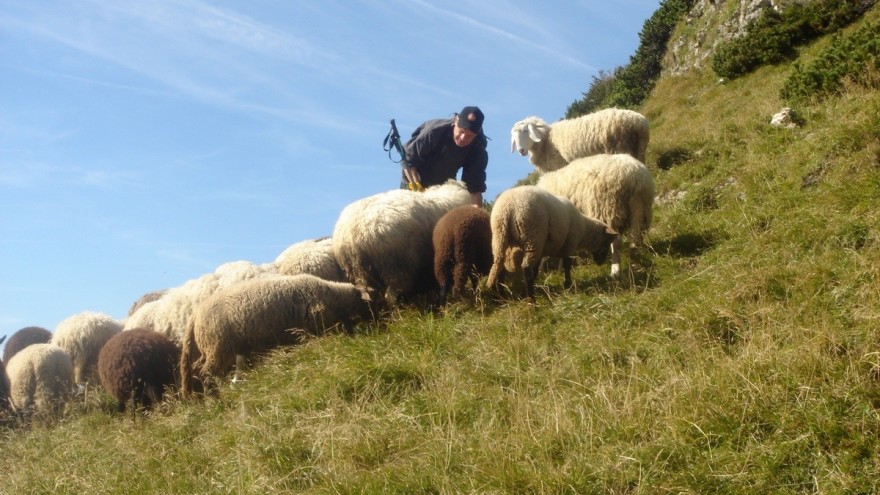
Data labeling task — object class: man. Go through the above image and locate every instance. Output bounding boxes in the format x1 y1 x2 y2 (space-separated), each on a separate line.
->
400 106 488 207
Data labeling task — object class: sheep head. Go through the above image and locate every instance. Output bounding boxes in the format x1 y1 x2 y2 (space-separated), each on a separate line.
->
510 117 548 156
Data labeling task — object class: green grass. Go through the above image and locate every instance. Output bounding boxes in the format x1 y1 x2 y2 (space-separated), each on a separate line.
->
3 8 880 495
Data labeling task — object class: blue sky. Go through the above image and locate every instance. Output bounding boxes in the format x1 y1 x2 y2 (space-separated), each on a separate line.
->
0 0 660 338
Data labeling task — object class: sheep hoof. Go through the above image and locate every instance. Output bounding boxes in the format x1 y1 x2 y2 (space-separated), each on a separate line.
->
610 264 621 277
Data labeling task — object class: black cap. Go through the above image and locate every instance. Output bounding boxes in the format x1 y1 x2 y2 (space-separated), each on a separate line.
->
457 106 484 133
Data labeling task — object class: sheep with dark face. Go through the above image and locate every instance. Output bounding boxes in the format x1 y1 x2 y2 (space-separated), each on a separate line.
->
511 108 649 173
5 343 74 417
181 274 374 397
487 186 618 301
3 326 52 366
432 205 493 306
98 328 180 412
51 311 122 386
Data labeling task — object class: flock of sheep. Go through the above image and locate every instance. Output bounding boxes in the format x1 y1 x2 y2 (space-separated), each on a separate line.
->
0 107 655 420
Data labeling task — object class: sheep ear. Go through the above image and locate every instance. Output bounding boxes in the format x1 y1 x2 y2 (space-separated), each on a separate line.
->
355 284 373 302
605 227 619 236
510 134 517 153
527 123 542 143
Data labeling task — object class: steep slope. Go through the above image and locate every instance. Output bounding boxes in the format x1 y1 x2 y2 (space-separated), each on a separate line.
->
0 4 878 494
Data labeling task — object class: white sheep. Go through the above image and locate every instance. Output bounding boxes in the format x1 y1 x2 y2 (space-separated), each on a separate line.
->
331 180 473 306
124 260 278 346
5 343 74 417
52 311 123 386
487 185 618 300
180 274 374 397
511 108 649 172
274 236 345 282
536 153 654 277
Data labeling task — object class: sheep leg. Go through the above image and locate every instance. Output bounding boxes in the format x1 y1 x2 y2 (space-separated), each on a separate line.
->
563 257 573 289
487 262 505 291
436 284 449 307
144 384 160 410
384 287 400 308
468 267 480 293
452 257 469 298
524 264 540 302
610 237 622 277
522 252 540 301
232 354 248 383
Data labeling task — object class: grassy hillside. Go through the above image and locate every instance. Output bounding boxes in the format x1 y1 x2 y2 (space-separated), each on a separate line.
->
3 8 879 495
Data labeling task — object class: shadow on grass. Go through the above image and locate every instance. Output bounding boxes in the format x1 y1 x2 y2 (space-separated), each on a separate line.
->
656 146 695 170
650 229 726 258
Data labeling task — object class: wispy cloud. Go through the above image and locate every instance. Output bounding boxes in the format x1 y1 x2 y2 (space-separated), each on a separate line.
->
0 160 143 190
0 0 353 124
404 0 596 71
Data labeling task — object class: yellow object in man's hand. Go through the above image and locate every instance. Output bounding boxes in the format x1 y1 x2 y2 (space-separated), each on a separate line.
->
403 166 424 192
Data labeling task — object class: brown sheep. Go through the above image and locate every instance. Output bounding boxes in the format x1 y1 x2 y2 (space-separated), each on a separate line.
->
127 289 168 317
432 205 493 306
3 326 52 365
98 328 181 413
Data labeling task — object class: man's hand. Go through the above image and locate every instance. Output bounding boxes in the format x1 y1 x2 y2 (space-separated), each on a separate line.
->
403 166 421 185
404 166 424 191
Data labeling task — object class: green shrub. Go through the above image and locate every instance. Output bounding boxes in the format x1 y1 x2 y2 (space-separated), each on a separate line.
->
566 0 695 117
566 68 622 118
712 0 873 80
780 21 880 102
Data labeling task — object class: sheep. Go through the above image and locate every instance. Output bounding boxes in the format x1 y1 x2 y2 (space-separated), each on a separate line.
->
98 328 180 413
536 154 654 277
127 289 167 317
51 311 123 387
332 180 473 306
3 326 52 365
180 274 374 397
0 336 8 411
486 186 618 301
511 108 649 173
432 205 493 306
5 343 74 417
275 236 345 282
124 260 278 346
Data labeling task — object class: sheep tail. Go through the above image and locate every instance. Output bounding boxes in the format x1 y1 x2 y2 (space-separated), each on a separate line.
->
503 246 523 273
180 318 200 399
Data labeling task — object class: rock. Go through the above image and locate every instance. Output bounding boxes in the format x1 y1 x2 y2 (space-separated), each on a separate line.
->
664 0 807 76
770 107 802 128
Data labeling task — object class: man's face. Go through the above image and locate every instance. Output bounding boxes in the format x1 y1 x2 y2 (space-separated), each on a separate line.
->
453 117 478 147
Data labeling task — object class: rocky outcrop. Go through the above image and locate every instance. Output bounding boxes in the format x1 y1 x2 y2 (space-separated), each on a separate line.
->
664 0 802 75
